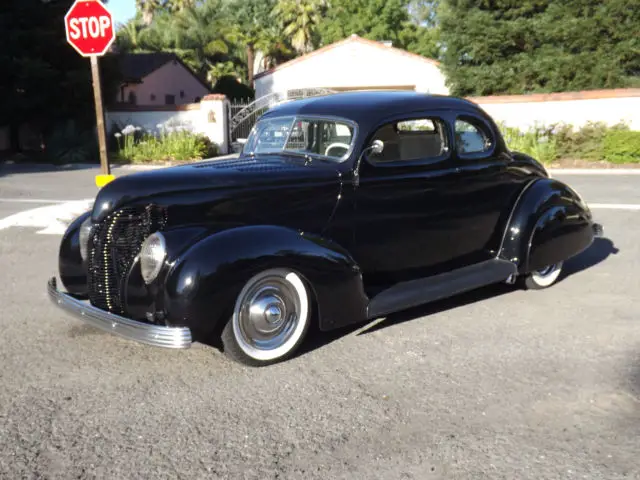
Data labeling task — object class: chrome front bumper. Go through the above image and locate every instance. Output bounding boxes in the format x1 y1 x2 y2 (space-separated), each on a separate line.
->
47 277 192 349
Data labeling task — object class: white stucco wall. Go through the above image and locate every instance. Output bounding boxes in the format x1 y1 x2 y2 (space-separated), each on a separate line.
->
254 38 448 98
474 95 640 131
122 60 211 106
106 95 230 154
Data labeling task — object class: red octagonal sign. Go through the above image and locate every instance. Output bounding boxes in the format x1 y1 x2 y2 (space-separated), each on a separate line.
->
65 0 115 57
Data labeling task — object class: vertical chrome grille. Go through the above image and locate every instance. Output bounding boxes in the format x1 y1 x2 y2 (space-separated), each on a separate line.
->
87 205 168 314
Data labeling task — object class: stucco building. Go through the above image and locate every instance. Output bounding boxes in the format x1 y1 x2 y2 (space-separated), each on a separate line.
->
253 35 448 98
115 53 211 106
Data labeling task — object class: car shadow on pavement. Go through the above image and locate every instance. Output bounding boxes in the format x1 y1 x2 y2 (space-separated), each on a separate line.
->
297 236 619 356
559 237 618 282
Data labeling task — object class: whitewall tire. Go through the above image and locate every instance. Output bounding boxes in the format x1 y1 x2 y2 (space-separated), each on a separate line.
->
221 268 311 366
522 262 564 290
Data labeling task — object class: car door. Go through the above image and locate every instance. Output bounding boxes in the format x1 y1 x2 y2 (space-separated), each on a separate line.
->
352 112 490 289
449 112 536 258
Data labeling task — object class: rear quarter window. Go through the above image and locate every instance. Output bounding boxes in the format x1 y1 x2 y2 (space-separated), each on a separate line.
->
455 117 494 155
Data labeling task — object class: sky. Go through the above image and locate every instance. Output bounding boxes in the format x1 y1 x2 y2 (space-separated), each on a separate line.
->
108 0 136 26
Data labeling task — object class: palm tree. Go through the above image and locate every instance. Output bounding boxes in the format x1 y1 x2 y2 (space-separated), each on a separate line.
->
135 0 163 25
169 2 241 81
271 0 325 54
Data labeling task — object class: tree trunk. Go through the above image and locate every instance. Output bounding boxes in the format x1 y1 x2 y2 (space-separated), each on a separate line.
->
142 9 153 25
246 44 255 87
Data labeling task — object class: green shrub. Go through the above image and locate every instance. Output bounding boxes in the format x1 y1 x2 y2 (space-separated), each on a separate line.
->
603 130 640 164
500 123 558 164
554 121 629 160
498 120 636 164
113 125 218 164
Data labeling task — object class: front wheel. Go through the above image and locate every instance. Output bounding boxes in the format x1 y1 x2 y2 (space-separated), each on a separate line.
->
521 261 564 290
221 268 311 366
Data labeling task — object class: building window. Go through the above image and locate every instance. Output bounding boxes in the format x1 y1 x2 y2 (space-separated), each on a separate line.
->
180 90 185 99
150 93 156 101
165 94 175 105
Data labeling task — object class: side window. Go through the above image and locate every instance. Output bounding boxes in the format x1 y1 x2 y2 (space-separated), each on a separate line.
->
370 117 448 163
455 117 493 155
284 119 355 160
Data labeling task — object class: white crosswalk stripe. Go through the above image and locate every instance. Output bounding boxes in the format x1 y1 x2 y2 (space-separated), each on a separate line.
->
0 199 93 235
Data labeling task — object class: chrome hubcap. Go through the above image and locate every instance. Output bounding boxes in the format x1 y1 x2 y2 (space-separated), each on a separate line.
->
248 294 286 334
235 271 302 352
536 264 558 277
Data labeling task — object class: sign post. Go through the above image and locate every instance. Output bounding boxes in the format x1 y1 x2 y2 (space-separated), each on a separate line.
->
64 0 116 187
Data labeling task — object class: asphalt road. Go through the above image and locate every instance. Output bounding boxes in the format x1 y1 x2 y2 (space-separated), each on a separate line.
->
0 163 638 479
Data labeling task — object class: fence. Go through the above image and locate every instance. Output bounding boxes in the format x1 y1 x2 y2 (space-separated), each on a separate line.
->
227 99 252 144
227 88 337 148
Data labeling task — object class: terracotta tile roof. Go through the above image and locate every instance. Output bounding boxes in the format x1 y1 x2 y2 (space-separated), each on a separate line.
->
253 34 441 80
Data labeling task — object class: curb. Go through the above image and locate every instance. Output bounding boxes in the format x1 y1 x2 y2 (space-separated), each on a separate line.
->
548 169 640 175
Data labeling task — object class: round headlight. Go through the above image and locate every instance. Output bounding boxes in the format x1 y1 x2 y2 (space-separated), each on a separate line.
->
140 232 167 284
79 217 93 260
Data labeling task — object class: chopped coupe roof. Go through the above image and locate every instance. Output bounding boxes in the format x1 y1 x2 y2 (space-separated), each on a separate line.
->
262 91 483 126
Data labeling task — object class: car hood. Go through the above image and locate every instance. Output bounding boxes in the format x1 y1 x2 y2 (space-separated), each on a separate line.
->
91 155 342 223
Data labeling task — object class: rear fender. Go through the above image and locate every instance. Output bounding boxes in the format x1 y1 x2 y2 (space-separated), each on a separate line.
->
162 225 368 337
498 178 594 273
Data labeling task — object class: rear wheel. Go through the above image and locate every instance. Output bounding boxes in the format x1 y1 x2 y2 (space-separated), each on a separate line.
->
522 261 564 290
221 268 311 366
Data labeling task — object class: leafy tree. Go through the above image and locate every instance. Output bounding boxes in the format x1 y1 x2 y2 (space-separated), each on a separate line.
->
225 0 281 85
403 24 441 59
318 0 409 47
212 75 255 100
408 0 440 27
316 0 440 58
0 0 120 152
439 0 640 96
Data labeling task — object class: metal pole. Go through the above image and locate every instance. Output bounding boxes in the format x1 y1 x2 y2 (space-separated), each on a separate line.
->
90 55 110 176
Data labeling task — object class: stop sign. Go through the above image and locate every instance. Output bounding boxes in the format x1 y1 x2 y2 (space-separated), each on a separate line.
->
64 0 115 56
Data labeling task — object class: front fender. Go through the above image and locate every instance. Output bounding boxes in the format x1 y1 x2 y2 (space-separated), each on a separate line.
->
498 178 595 273
162 225 368 337
58 211 91 296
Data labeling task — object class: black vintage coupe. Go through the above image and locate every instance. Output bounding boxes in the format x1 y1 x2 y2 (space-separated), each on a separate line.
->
49 91 603 366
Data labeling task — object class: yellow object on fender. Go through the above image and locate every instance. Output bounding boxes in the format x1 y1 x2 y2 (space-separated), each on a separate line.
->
95 174 115 188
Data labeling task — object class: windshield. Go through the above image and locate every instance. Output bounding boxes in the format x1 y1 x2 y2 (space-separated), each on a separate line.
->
242 115 356 162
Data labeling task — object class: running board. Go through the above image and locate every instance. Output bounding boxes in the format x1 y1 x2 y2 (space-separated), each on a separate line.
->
367 259 517 319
